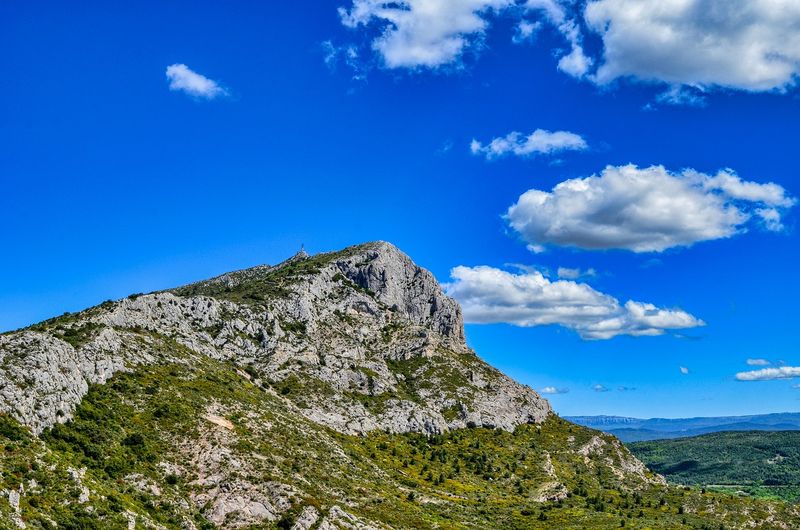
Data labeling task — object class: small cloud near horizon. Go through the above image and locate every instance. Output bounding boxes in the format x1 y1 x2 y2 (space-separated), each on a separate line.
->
680 366 689 375
736 366 800 381
540 386 569 395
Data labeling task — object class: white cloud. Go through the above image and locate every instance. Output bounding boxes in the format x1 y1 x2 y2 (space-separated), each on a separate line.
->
584 0 800 92
339 0 513 69
322 41 367 81
746 358 771 366
655 86 707 108
540 386 569 394
556 267 596 280
554 19 593 78
506 164 796 253
337 0 588 71
443 264 703 340
336 0 800 97
617 386 636 392
513 20 541 44
680 366 690 375
166 64 228 100
736 366 800 381
593 384 609 392
471 129 587 159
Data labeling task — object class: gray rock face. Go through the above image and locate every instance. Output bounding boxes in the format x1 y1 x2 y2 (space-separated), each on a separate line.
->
0 241 550 435
334 243 465 342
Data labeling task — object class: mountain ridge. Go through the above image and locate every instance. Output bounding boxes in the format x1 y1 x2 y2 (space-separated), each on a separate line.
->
0 241 798 528
567 413 800 442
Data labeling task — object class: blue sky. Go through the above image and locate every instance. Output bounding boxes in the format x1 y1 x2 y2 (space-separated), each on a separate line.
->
2 1 798 418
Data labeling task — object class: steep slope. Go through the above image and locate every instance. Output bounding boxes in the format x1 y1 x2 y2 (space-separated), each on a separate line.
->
0 241 798 529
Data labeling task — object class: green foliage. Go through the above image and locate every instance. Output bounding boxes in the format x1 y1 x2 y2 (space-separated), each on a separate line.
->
171 247 365 305
57 322 105 349
2 356 798 529
629 430 800 502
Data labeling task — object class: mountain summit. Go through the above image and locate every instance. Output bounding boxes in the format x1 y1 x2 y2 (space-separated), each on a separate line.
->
0 242 796 528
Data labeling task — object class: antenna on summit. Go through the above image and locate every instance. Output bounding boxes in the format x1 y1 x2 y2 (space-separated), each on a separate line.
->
296 243 309 259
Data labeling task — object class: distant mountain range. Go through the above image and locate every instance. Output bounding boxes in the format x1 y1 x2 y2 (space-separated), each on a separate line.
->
565 412 800 442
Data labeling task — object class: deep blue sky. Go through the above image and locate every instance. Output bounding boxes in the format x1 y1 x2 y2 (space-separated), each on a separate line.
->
2 1 798 418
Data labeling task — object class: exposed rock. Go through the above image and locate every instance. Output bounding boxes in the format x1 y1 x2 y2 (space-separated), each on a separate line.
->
290 506 319 530
0 241 550 436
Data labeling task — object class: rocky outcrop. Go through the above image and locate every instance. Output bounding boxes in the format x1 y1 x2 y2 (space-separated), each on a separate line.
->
0 241 550 435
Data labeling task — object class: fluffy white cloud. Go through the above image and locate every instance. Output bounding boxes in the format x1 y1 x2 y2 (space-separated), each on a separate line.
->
339 0 513 68
592 384 609 392
506 164 796 253
584 0 800 91
337 0 587 71
736 366 800 381
336 0 800 98
746 358 771 366
471 129 587 159
443 264 703 339
540 386 569 394
680 366 690 375
166 64 228 100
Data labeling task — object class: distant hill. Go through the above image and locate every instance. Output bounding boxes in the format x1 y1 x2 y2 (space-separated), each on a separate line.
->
628 431 800 503
566 413 800 442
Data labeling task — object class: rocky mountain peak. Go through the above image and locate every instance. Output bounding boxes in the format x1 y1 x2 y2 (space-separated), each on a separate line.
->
0 241 549 436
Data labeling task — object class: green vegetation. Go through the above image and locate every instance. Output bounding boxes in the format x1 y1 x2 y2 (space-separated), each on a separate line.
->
171 247 362 305
629 430 800 503
2 353 797 528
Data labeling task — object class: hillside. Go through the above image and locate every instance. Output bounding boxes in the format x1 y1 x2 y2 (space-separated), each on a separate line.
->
629 431 800 503
567 414 800 442
1 241 798 529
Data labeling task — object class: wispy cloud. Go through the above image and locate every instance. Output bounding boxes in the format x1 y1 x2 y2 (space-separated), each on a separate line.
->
513 20 540 44
166 64 228 100
680 366 689 375
617 386 636 392
736 366 800 381
471 129 587 159
556 267 597 280
540 386 569 395
444 265 703 340
655 85 707 108
746 358 771 366
593 384 609 392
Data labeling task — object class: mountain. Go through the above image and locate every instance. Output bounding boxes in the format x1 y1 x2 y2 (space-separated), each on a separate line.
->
1 241 798 529
629 431 800 503
567 413 800 442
